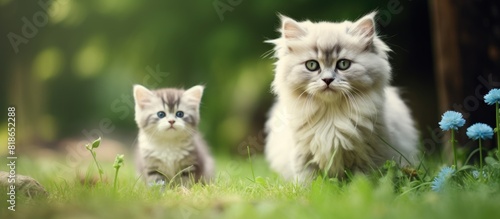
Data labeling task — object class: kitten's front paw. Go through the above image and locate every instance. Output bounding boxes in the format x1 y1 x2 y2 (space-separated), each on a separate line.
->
148 179 167 193
148 179 166 187
295 168 316 185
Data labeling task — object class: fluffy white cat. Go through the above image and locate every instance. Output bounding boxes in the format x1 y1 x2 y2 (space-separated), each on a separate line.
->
265 12 418 182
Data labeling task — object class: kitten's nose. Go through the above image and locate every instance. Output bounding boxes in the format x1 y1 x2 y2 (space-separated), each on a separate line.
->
322 78 334 85
168 120 175 125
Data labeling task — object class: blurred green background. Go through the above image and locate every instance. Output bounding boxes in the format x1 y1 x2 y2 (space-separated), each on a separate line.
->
0 0 435 157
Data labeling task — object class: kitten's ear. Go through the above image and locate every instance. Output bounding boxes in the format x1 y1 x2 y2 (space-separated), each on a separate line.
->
350 12 376 39
133 84 154 109
184 85 204 104
279 15 306 40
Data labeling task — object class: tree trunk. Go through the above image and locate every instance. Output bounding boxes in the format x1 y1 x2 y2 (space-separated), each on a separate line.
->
429 0 463 162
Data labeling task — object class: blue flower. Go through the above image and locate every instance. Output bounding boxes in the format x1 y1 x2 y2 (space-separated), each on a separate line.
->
472 170 486 179
431 166 455 192
466 123 494 140
484 88 500 105
439 111 466 131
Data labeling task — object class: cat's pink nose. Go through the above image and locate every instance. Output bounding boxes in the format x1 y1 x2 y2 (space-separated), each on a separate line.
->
322 78 334 85
168 120 175 125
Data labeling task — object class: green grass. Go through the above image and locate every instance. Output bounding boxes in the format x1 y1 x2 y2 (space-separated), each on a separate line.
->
2 154 500 219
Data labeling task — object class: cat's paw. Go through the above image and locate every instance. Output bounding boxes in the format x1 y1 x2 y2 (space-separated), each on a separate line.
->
148 179 165 186
295 169 316 185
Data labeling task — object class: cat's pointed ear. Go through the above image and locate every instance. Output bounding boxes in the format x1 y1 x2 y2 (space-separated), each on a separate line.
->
184 85 204 104
133 84 154 109
279 14 306 40
350 12 376 39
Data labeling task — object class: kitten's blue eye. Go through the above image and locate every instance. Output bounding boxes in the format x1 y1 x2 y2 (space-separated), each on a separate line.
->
336 59 351 70
175 111 184 118
157 111 166 118
305 60 320 71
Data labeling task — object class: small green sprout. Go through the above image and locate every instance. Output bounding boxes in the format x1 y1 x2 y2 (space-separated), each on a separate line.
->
113 154 125 191
85 137 104 182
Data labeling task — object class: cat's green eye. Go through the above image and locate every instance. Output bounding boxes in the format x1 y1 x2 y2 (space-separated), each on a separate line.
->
175 111 184 118
305 60 320 71
336 59 351 70
157 111 166 118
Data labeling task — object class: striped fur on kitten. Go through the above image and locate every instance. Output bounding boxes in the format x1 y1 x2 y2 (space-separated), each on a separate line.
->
133 84 214 186
265 12 418 182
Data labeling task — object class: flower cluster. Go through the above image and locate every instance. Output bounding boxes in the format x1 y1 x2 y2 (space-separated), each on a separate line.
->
435 88 499 190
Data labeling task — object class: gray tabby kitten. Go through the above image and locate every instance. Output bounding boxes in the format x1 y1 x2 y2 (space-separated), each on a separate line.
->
265 12 418 182
133 84 214 186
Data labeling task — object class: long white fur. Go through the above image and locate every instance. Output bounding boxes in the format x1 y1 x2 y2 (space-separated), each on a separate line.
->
265 12 418 182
